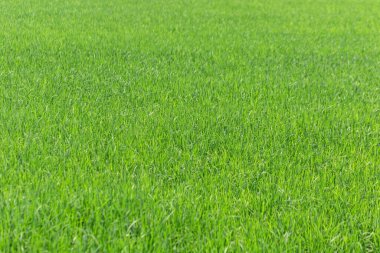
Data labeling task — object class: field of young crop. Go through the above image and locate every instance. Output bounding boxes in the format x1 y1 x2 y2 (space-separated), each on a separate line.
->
1 0 379 251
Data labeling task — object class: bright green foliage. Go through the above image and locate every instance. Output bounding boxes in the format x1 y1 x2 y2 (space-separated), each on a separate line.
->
1 0 380 252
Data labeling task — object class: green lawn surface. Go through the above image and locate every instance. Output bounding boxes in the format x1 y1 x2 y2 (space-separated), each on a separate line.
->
1 0 380 251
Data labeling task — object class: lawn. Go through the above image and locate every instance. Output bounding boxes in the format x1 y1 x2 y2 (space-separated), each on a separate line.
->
0 0 380 251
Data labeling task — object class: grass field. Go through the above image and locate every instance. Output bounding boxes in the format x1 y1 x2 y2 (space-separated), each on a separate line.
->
1 0 380 251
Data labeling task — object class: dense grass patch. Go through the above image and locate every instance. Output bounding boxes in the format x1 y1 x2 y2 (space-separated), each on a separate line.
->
1 0 380 251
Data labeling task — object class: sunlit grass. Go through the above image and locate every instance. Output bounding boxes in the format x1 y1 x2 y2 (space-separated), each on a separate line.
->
1 0 380 251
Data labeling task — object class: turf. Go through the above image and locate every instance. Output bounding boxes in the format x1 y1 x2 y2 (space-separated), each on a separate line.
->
1 0 380 251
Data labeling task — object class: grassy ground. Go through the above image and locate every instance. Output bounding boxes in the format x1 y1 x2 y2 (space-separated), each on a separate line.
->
1 0 380 251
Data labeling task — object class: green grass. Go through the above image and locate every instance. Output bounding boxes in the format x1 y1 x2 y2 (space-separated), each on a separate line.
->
1 0 380 251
